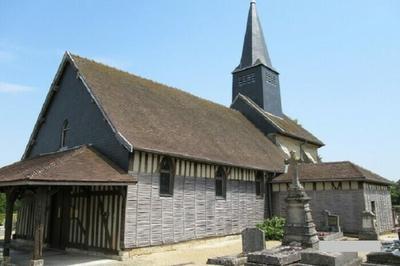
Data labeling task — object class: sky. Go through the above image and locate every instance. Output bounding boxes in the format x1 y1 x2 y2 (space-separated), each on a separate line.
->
0 0 399 181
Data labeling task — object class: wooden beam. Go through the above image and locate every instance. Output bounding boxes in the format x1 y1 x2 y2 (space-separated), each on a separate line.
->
3 188 17 260
32 188 47 262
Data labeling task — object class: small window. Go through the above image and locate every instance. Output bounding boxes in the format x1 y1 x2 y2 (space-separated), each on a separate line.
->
159 157 174 196
371 201 376 214
215 167 227 199
255 171 264 197
60 120 70 149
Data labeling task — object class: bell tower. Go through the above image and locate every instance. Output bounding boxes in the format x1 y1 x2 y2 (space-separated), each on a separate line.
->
232 0 283 117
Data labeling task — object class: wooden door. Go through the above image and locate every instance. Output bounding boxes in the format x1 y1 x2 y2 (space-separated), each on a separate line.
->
49 189 70 249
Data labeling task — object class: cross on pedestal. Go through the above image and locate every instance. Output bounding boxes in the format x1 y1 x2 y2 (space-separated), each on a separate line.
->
285 151 303 190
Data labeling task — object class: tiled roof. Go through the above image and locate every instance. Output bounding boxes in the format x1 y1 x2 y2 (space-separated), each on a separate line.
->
0 146 135 185
69 54 285 172
236 94 324 146
272 161 393 185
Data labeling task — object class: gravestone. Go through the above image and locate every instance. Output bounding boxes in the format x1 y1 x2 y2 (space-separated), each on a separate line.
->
359 211 378 240
282 151 319 249
323 210 341 232
242 228 266 254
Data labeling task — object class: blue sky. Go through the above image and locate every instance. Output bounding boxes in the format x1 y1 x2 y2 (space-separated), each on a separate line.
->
0 0 399 180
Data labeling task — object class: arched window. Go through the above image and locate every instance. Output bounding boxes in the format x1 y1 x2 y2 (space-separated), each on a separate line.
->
255 171 264 198
159 157 174 196
215 167 226 199
60 120 70 149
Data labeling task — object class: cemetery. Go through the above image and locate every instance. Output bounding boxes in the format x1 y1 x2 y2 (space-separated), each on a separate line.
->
206 152 399 266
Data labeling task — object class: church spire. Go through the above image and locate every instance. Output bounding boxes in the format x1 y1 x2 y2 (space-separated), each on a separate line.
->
237 0 273 70
232 1 283 117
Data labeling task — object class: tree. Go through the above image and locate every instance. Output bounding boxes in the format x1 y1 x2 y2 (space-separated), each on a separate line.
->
390 180 400 206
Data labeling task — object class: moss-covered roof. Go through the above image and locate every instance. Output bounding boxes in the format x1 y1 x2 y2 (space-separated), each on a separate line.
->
235 94 324 146
272 161 392 185
69 54 285 172
0 146 135 185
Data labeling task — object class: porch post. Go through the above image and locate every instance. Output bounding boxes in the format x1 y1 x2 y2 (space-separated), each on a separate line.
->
31 188 47 266
2 188 17 265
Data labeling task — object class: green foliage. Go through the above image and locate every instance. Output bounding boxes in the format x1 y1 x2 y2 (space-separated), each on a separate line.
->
0 193 5 214
391 181 400 206
0 213 4 226
256 216 286 241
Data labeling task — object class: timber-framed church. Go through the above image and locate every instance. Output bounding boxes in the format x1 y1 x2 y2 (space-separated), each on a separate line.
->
0 1 393 263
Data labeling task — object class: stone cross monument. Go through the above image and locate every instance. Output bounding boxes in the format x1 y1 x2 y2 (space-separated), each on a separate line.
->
282 151 319 249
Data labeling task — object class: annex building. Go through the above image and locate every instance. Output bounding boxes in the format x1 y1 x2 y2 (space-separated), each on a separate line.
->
0 1 394 262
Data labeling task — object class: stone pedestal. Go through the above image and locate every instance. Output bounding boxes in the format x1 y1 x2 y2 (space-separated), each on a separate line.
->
282 186 319 249
281 151 319 250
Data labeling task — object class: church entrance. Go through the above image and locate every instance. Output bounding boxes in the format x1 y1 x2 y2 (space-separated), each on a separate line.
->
48 188 71 250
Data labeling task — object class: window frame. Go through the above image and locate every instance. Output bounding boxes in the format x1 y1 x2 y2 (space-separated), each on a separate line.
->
371 201 376 215
215 167 227 199
159 157 175 197
60 119 70 149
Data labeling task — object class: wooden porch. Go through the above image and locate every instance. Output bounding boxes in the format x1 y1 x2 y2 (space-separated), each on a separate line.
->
0 146 136 265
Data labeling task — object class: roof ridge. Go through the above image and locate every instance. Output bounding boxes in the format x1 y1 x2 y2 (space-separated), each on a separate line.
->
69 53 235 113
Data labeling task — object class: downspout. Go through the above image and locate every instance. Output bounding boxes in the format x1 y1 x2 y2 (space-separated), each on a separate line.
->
266 172 278 219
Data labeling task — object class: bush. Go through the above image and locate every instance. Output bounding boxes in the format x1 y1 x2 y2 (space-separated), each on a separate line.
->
256 216 285 241
0 213 5 226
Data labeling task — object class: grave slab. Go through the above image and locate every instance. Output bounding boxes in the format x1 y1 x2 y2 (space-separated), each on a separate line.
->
246 246 302 266
300 251 361 266
362 252 400 265
207 254 247 266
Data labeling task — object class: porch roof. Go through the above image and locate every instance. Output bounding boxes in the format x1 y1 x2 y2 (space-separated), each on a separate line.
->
0 145 136 186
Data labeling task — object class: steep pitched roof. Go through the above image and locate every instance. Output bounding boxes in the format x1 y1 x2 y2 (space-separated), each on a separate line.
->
33 53 284 172
0 146 135 186
272 161 393 185
233 94 324 146
236 0 273 71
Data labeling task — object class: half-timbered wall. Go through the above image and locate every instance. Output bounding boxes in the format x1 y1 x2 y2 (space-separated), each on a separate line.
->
15 186 125 253
68 186 124 252
15 197 51 241
123 151 265 249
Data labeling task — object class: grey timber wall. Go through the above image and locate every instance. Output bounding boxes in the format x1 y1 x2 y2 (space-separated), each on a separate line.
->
123 151 265 249
26 62 129 170
363 183 394 233
272 181 365 234
272 181 394 234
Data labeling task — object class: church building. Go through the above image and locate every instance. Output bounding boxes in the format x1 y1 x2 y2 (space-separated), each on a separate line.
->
0 1 394 263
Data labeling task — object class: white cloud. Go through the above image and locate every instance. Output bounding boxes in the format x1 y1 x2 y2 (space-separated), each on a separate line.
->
0 82 33 93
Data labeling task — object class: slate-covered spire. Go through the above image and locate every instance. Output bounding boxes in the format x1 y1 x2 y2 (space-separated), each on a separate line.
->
237 0 273 70
232 0 283 117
